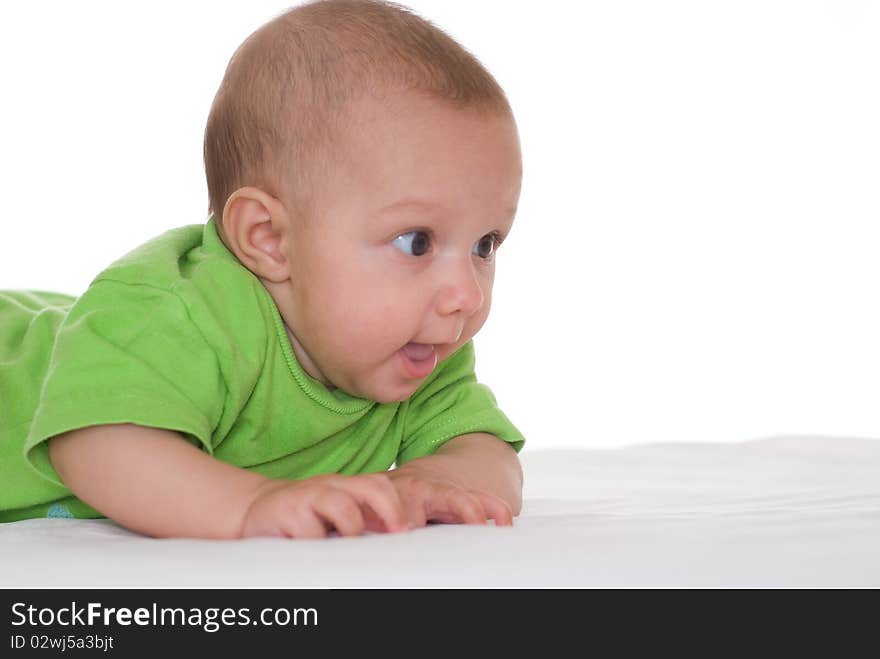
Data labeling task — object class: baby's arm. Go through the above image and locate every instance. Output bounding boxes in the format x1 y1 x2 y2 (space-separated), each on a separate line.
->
48 424 407 539
387 433 523 527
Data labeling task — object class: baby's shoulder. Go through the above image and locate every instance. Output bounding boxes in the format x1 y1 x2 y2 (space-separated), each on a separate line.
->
95 224 206 291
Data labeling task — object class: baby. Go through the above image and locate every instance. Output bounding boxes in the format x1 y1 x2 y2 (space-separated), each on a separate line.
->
0 0 524 538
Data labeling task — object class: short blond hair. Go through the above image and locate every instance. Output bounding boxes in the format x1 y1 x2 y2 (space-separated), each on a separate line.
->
203 0 512 219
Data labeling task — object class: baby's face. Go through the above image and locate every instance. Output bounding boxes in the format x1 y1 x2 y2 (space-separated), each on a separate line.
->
275 91 522 403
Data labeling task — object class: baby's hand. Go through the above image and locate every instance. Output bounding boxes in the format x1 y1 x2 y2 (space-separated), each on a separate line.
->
384 464 513 529
240 473 408 538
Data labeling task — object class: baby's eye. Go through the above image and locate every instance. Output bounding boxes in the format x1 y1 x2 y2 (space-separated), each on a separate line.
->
472 233 499 260
392 231 431 256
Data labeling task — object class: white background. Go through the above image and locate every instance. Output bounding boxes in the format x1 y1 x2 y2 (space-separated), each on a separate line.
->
1 1 878 449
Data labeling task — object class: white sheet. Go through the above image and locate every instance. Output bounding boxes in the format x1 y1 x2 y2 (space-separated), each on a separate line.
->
2 436 878 587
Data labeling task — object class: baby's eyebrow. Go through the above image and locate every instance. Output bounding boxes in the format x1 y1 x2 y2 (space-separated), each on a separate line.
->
378 198 443 215
378 198 518 221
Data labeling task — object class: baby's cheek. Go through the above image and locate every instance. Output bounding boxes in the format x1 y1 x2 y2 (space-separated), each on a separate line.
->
461 303 492 344
477 286 493 323
336 311 400 356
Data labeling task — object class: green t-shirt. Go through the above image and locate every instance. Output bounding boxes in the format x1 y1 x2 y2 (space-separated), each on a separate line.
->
0 218 524 522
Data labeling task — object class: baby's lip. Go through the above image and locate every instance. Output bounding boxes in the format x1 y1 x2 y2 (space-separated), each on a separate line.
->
401 342 436 361
398 343 439 379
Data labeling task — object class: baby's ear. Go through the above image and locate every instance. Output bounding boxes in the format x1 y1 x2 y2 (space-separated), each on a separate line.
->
221 187 290 282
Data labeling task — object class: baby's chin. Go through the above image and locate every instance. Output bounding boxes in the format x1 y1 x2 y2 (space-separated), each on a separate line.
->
332 349 445 403
356 382 422 405
340 371 424 404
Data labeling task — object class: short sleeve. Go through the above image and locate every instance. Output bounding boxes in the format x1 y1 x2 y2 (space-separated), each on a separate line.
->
396 341 524 466
24 279 226 488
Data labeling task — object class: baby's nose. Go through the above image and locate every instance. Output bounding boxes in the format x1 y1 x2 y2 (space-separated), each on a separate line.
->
436 262 484 317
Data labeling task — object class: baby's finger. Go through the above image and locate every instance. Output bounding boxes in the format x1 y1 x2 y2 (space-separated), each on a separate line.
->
360 504 386 533
399 490 428 529
340 475 408 533
280 506 328 539
474 491 513 527
437 490 487 525
311 490 365 537
361 496 426 531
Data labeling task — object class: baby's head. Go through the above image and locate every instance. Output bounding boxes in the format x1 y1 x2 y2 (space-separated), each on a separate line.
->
204 0 522 404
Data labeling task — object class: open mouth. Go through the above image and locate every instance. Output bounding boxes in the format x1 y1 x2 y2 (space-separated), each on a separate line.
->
398 342 438 379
